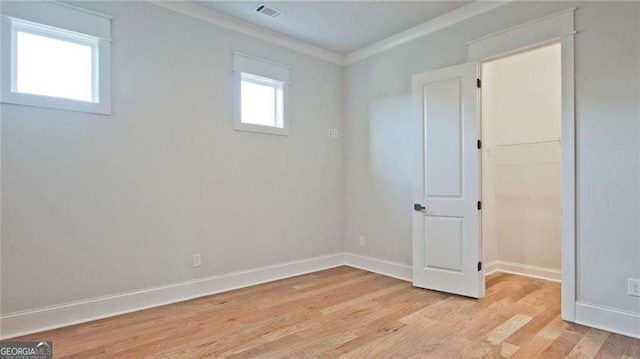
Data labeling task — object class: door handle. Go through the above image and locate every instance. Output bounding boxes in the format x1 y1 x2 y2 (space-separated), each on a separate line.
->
414 204 426 211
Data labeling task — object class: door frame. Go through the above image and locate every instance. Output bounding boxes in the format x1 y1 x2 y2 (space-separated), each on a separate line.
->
468 8 577 322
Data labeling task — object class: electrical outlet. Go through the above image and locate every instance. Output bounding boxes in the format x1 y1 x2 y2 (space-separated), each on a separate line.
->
192 254 202 268
359 236 365 247
629 278 640 297
328 128 340 138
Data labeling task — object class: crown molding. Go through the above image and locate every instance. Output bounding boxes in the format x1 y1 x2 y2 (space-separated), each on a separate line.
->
468 7 576 46
345 1 509 65
147 1 510 67
146 1 346 66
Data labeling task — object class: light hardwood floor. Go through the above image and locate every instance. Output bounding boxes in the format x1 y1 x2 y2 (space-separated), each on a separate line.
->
10 266 640 358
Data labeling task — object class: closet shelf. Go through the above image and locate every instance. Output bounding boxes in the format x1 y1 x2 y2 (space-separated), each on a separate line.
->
494 138 561 148
487 138 561 163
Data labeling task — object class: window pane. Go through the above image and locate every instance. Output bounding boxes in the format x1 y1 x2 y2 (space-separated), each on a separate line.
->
16 31 94 102
241 77 279 127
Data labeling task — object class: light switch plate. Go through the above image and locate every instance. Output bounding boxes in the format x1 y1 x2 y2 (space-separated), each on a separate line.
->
629 278 640 297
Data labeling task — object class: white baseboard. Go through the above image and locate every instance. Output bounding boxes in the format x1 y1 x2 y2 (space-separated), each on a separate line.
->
484 261 501 276
0 253 345 340
487 262 640 339
4 252 636 343
484 260 561 282
344 253 412 282
575 301 640 339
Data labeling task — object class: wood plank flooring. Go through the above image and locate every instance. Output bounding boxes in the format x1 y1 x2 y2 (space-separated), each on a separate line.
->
10 266 640 358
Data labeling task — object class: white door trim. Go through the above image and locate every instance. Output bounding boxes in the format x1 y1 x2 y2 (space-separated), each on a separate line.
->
467 8 576 322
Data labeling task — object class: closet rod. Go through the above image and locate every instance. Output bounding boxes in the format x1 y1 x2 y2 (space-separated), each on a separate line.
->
495 138 561 148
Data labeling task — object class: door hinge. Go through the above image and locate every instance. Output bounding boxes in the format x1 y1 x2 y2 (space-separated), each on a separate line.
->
477 201 482 210
477 78 481 88
478 262 482 271
477 139 482 149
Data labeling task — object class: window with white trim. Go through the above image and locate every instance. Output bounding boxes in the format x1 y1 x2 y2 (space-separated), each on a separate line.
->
234 53 289 135
1 1 112 114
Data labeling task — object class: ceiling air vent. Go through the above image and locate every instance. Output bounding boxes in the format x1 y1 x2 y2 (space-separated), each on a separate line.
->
255 4 282 18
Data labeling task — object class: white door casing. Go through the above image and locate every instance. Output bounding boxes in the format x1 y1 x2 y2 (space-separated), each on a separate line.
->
468 8 575 321
411 62 484 298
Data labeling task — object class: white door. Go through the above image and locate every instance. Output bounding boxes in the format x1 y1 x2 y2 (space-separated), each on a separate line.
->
411 63 484 298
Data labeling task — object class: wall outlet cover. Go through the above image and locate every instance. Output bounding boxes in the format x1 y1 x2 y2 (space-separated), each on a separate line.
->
192 254 202 268
358 236 365 247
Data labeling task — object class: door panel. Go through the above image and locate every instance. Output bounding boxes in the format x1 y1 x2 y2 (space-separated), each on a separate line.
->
424 78 462 198
424 216 463 272
412 62 484 298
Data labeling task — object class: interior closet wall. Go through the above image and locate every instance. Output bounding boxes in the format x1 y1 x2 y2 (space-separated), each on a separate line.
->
482 43 562 271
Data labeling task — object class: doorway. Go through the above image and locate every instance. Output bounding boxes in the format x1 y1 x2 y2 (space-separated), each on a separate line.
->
412 10 575 321
411 42 568 300
480 43 562 284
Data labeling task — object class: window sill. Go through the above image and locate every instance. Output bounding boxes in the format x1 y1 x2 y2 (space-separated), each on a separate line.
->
0 92 111 115
233 122 289 136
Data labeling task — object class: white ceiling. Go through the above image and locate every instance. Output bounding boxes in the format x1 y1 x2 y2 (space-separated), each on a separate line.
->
194 1 472 55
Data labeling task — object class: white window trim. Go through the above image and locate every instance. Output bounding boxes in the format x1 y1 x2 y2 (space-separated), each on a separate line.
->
0 15 112 115
233 52 290 136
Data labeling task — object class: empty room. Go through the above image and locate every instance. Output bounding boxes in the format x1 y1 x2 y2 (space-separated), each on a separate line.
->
1 1 639 358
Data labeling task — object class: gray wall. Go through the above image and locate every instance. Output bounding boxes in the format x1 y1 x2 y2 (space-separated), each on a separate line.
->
1 1 344 314
344 1 640 314
3 0 640 320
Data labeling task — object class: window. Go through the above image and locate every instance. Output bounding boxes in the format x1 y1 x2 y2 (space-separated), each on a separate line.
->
1 2 112 114
241 73 284 128
14 21 96 102
234 53 289 135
